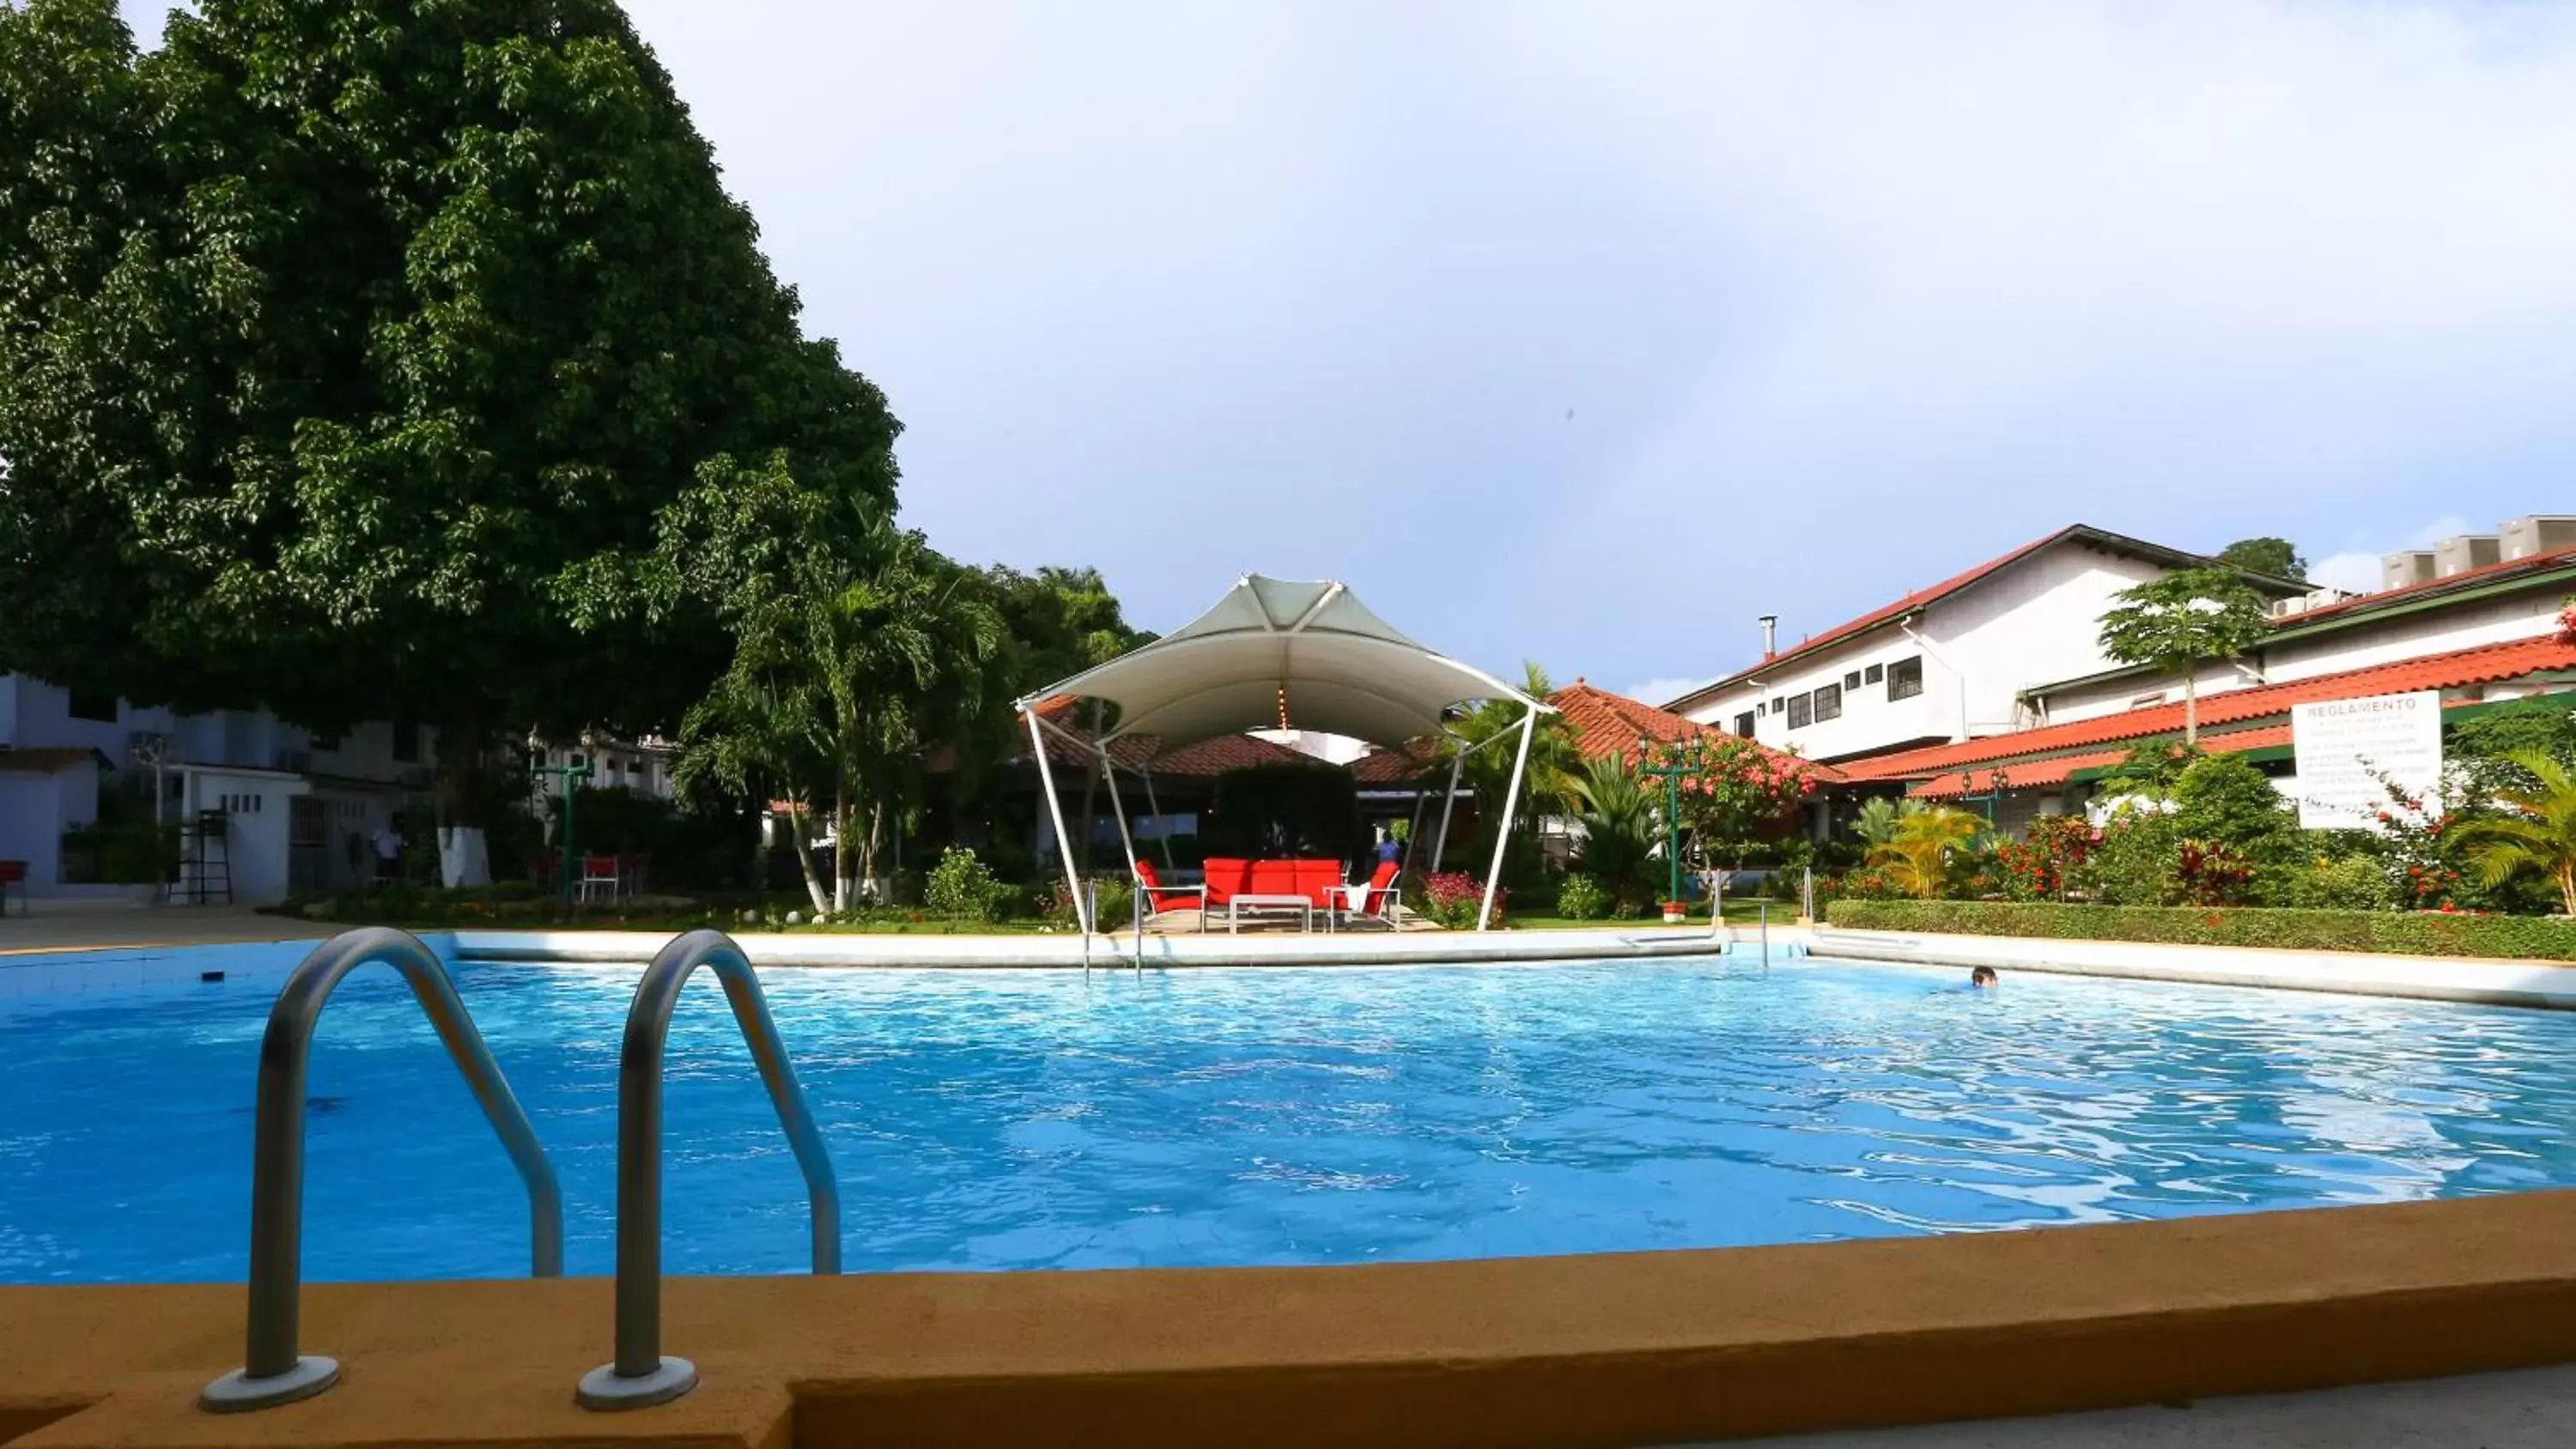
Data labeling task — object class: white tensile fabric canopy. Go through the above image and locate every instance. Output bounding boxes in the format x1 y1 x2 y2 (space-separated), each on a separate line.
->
1017 575 1551 935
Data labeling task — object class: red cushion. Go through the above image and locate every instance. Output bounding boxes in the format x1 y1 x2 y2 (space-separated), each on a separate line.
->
1293 860 1344 905
1247 860 1298 897
1201 858 1250 905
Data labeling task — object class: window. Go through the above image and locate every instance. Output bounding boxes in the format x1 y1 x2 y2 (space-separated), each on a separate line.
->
1844 671 1862 692
1734 712 1756 738
391 720 421 763
1787 693 1814 729
1864 663 1884 685
1887 656 1924 700
66 688 118 723
1770 695 1787 714
1814 683 1843 722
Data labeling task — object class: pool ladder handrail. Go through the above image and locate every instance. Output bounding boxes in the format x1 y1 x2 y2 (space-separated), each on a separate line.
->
578 928 841 1411
200 927 564 1413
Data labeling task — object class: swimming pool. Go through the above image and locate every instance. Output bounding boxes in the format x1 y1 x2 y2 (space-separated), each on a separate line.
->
3 949 2573 1284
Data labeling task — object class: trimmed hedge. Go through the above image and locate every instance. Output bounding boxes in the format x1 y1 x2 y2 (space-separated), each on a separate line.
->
1823 899 2576 962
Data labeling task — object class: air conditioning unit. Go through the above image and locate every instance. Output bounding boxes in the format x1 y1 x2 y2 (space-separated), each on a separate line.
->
2269 596 2311 619
2433 534 2501 578
2381 550 2437 590
2304 587 2354 611
273 749 313 774
2499 515 2576 561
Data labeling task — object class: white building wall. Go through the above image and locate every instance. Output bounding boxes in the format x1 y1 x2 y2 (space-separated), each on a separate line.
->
1680 543 2174 761
2264 589 2561 682
2033 659 2263 726
2032 580 2566 725
1929 547 2172 731
178 767 311 906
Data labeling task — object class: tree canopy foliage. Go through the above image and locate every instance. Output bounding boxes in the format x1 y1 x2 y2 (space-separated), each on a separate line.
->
2216 537 2309 580
2096 567 2272 743
0 0 896 828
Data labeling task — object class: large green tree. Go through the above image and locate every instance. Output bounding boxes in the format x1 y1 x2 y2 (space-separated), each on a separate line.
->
2096 567 2271 744
0 0 896 881
2216 537 2309 580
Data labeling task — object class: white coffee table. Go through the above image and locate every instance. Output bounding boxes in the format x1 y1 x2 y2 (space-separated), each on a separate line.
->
1227 894 1313 934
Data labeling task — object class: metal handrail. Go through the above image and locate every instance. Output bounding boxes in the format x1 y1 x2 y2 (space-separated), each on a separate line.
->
578 929 841 1411
200 927 563 1413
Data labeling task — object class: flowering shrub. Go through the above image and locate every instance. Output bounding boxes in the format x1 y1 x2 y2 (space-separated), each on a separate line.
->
2175 839 2256 906
925 846 999 922
1820 863 1912 902
2368 773 2464 909
1421 870 1504 930
2557 594 2576 646
1555 873 1612 920
1630 734 1823 858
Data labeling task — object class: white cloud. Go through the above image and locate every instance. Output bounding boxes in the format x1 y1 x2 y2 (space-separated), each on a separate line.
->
2308 553 2382 595
1625 677 1720 710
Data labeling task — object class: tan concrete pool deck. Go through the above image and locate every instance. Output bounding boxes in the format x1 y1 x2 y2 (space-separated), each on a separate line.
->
5 1191 2576 1448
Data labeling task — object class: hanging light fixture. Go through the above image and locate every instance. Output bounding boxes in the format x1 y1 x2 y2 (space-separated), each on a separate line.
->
1276 684 1292 731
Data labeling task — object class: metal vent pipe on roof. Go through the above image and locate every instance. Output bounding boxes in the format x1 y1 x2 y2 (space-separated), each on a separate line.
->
1759 615 1778 658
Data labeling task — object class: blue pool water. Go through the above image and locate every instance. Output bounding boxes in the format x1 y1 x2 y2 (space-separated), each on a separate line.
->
3 951 2573 1284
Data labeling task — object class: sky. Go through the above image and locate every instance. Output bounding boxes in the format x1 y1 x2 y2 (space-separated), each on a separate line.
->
120 1 2576 706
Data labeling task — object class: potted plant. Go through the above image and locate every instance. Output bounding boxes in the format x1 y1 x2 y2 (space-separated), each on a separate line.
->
1659 900 1688 924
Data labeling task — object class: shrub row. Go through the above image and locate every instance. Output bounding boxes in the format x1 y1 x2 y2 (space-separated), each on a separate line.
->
1823 899 2576 962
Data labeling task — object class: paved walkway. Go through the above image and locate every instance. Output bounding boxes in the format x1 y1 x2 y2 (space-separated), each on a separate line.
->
1728 1365 2576 1447
0 900 319 955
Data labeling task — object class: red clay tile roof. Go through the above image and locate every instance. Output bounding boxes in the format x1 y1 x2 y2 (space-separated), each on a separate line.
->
1351 740 1442 784
1667 524 2301 710
0 747 108 773
1851 635 2576 787
2281 544 2576 627
1549 682 1845 781
1140 733 1318 777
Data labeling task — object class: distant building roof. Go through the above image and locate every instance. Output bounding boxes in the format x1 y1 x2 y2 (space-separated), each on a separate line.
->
1664 524 2305 712
1550 681 1845 780
1846 634 2576 794
0 746 109 774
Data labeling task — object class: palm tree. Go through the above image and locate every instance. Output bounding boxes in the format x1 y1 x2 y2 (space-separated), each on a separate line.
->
1446 662 1583 836
1572 754 1655 900
1855 796 1925 847
680 522 1005 912
2457 749 2576 916
1868 805 1983 900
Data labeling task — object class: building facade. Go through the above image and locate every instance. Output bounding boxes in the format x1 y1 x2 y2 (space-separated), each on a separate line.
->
1664 525 2306 763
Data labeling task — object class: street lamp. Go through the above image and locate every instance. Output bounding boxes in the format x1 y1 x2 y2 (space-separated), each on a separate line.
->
528 730 592 906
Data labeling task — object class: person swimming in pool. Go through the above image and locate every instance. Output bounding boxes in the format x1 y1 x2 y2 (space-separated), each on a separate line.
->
1970 966 1998 988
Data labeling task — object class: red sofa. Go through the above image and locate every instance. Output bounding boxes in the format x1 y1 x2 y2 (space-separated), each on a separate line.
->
1200 858 1346 908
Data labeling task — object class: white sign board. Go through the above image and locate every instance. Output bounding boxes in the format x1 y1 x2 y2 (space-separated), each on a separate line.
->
2290 689 2443 830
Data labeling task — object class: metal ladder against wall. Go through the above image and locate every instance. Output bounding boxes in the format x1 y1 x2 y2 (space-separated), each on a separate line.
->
178 809 233 905
200 928 564 1412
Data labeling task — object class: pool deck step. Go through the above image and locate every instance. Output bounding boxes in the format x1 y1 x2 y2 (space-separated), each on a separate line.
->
9 1191 2576 1449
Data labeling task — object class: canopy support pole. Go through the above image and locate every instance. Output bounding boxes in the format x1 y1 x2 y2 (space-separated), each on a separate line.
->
1097 745 1139 887
1476 708 1537 933
1139 767 1176 871
1430 749 1465 873
1024 708 1089 935
1400 779 1430 873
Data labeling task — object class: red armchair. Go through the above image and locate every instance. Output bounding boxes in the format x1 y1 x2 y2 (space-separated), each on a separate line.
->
1133 859 1206 930
1343 859 1401 926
